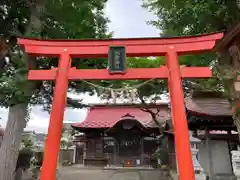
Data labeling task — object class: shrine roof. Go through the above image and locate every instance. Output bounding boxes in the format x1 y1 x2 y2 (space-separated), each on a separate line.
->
72 92 233 131
72 103 169 129
185 91 232 117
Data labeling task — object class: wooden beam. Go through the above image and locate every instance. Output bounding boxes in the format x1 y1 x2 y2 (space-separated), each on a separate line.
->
213 23 240 52
18 33 222 47
28 66 212 80
18 33 223 57
166 50 195 180
40 52 71 180
23 41 221 57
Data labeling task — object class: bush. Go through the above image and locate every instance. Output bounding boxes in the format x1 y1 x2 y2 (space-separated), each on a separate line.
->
16 150 33 171
152 149 169 165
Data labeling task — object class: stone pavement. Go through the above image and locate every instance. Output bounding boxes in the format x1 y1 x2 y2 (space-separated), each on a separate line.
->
22 166 173 180
56 166 173 180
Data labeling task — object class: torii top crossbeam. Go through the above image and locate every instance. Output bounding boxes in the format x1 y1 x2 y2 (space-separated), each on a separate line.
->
17 32 223 180
18 33 223 81
18 32 223 57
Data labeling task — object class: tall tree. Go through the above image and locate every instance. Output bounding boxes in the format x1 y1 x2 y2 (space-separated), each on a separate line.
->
142 0 240 136
0 1 46 179
142 0 240 92
143 0 240 36
0 0 109 179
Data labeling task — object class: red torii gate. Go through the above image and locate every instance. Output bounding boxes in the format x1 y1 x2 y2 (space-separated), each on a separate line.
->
18 32 223 180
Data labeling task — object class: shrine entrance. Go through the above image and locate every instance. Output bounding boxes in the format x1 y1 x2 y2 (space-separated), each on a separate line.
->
107 119 149 167
18 33 223 180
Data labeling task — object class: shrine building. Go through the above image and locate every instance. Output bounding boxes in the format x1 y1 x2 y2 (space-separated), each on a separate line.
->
72 91 237 172
72 103 170 167
186 91 237 179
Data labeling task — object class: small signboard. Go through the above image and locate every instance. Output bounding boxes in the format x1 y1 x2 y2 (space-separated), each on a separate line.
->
108 46 127 74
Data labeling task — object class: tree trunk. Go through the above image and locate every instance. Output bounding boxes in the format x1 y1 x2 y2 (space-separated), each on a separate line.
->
217 43 240 142
0 1 45 179
235 120 240 143
15 168 23 180
0 103 28 180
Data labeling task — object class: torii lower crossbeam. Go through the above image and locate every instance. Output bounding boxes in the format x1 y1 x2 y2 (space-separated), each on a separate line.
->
18 32 223 180
28 66 211 80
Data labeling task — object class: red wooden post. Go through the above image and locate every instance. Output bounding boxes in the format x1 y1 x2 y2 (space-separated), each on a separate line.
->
40 50 71 180
166 49 195 180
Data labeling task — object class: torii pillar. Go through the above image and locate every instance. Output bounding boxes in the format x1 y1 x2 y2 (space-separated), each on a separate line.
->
18 32 223 180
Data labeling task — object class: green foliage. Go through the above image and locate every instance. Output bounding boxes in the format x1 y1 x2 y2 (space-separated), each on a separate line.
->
0 52 33 107
143 0 240 36
141 0 240 93
128 57 164 68
233 107 240 121
61 127 74 149
128 57 167 97
0 0 110 109
44 0 109 39
97 54 220 100
0 0 31 37
152 149 168 165
107 57 166 91
17 150 33 170
93 57 169 101
152 151 161 160
21 138 34 152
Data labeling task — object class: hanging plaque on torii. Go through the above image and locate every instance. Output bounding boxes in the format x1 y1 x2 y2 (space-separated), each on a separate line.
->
18 32 223 180
108 46 127 74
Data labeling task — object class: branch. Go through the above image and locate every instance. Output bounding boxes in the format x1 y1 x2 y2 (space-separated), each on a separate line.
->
138 94 159 116
66 97 89 109
138 93 165 131
0 38 9 71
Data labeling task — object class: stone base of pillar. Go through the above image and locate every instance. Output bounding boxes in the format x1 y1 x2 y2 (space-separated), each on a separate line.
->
192 148 206 180
231 151 240 180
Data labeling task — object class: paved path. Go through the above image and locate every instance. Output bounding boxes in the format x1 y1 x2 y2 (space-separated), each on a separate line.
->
57 167 173 180
22 166 173 180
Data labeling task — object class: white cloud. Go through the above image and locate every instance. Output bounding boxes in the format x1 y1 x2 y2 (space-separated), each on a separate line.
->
26 107 88 133
0 108 8 128
0 103 88 133
68 93 103 104
25 114 49 133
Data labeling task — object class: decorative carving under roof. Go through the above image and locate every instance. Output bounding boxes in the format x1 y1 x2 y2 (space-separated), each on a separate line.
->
121 113 135 119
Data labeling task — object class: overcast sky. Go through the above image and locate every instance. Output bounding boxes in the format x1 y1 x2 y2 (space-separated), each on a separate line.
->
105 0 159 38
0 0 159 133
